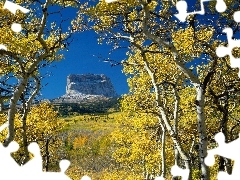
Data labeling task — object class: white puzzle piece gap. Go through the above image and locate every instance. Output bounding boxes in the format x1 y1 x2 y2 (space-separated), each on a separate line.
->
3 0 30 15
0 141 21 178
1 0 240 179
3 0 30 33
149 165 190 180
105 0 118 3
233 11 240 23
11 22 22 33
0 123 91 180
0 126 71 179
171 164 190 180
154 176 164 180
81 175 92 180
216 28 240 77
0 0 91 178
0 0 30 50
175 0 227 22
0 44 7 50
205 132 240 179
0 141 72 180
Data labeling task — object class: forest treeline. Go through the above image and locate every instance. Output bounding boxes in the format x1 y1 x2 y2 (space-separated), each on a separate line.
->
53 98 119 116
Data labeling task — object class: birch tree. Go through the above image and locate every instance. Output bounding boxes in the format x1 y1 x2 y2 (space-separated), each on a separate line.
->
0 102 65 168
76 0 240 179
0 0 80 146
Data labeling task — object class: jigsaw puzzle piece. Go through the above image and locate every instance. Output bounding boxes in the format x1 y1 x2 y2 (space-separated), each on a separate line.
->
205 132 240 178
205 132 240 161
0 141 21 178
3 0 30 15
175 0 227 22
171 164 189 180
234 11 240 23
216 27 240 77
216 46 228 58
215 0 227 12
40 160 71 180
20 142 43 179
154 176 164 180
81 175 92 180
175 1 188 22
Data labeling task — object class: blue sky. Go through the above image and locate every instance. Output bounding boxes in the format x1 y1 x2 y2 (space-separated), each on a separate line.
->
38 3 130 100
40 30 129 99
40 0 199 100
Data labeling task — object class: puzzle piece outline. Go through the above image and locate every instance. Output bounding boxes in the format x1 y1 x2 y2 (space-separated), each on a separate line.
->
0 0 239 179
216 10 240 78
175 0 227 22
0 122 91 180
216 28 240 67
0 0 30 50
204 132 240 179
0 141 72 180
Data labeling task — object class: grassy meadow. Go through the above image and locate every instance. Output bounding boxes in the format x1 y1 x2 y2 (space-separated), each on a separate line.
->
60 112 121 179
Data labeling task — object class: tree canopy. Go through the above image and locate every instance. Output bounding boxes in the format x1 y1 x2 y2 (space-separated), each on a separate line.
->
0 0 80 146
73 0 240 179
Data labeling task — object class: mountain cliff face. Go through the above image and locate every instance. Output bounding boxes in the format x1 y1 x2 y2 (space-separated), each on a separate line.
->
66 74 117 97
52 74 118 104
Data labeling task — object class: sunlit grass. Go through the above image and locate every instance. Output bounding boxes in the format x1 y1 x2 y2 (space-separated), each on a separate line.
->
60 112 121 179
61 112 120 131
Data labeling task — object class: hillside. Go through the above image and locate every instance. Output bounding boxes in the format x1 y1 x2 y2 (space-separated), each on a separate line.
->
60 112 121 179
50 73 120 116
52 97 120 116
46 75 123 178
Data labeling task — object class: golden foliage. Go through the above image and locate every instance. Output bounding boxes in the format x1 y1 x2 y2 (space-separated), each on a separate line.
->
73 135 88 149
172 27 213 58
0 102 65 165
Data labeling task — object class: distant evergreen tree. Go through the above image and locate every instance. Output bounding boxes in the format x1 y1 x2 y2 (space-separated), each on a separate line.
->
53 98 120 116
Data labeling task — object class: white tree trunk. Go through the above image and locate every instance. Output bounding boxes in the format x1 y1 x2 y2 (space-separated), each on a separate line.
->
196 85 210 180
160 123 166 178
143 59 191 179
4 77 28 146
21 76 41 164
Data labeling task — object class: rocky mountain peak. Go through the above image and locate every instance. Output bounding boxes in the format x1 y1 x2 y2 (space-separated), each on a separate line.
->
52 74 118 104
66 74 117 97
